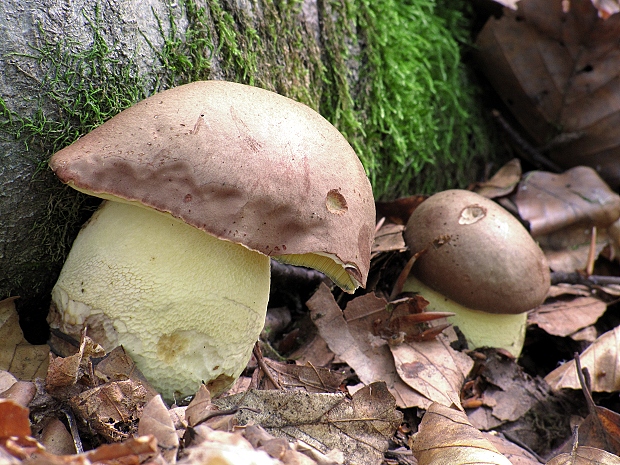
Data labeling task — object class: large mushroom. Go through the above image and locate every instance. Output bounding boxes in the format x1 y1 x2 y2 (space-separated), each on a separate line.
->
402 189 550 357
48 80 375 400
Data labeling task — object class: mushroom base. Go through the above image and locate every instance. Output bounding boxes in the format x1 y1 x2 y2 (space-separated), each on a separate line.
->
49 201 271 400
403 276 527 357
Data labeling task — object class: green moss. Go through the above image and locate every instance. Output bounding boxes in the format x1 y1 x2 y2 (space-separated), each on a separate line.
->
3 0 494 236
319 0 493 199
1 6 149 266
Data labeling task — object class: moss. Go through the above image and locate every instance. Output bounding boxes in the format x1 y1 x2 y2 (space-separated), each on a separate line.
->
320 0 494 199
2 0 495 271
1 6 150 273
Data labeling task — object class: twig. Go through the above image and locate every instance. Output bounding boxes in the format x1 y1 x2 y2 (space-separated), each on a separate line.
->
253 343 282 389
550 271 620 287
492 109 563 172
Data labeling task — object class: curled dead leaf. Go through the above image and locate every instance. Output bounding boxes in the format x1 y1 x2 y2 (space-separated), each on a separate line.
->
545 326 620 392
411 402 512 465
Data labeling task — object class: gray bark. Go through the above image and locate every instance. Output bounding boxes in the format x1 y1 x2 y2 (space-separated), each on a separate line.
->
0 0 247 339
1 0 346 343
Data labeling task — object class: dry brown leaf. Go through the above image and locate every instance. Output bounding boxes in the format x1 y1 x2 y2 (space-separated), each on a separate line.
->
289 333 335 368
38 418 76 456
1 431 157 464
580 404 620 456
548 446 620 464
181 426 281 465
138 394 179 463
540 227 611 273
243 424 320 464
45 333 104 391
0 399 30 438
213 382 402 465
0 380 36 408
545 326 620 391
94 346 158 398
0 297 49 381
475 0 620 189
411 402 512 465
372 222 407 258
529 296 607 338
514 167 620 237
467 350 552 433
473 158 523 199
185 384 218 427
307 283 461 409
486 433 543 465
70 379 154 442
390 335 473 410
253 358 346 393
307 283 427 408
569 355 620 457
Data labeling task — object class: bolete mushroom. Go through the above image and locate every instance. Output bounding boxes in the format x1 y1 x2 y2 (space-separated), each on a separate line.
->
402 189 550 357
48 80 375 400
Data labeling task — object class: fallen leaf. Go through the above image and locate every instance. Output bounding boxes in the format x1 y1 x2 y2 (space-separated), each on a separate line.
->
571 355 620 456
372 222 407 258
83 435 157 463
0 399 31 438
390 335 473 410
185 384 217 427
253 358 346 393
548 446 620 464
181 426 281 465
467 350 551 432
214 382 403 465
307 283 461 409
529 296 607 338
485 433 543 465
0 297 49 381
475 0 620 189
138 394 179 463
307 283 427 408
514 167 620 237
540 227 611 273
94 346 158 398
70 379 154 442
545 326 620 392
38 418 75 456
243 424 332 464
411 402 512 465
0 381 36 408
473 158 523 199
45 333 104 391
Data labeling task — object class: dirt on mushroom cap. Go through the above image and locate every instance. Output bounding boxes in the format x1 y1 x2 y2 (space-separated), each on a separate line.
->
49 80 375 289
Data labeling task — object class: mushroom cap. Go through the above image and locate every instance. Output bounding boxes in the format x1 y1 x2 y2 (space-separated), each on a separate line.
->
49 81 375 288
404 189 550 314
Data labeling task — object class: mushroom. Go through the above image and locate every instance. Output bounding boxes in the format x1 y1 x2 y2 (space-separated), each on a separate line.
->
48 80 375 400
402 189 549 357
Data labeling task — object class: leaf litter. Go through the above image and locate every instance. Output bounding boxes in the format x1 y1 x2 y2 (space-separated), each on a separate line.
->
9 2 620 462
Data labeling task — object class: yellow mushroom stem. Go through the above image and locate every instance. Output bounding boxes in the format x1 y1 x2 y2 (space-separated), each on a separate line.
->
402 276 528 357
49 200 271 400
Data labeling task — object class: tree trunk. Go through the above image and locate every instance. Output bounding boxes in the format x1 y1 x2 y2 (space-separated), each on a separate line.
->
0 0 494 339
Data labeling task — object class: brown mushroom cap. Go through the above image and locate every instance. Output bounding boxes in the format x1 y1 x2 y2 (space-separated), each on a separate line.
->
49 81 375 289
404 189 550 314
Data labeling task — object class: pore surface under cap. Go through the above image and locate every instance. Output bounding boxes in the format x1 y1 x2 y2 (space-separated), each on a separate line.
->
49 81 375 287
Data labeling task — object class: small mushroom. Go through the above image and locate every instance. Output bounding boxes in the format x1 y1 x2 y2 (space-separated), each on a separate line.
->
402 189 550 357
48 81 375 399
